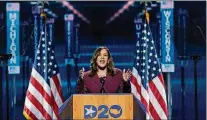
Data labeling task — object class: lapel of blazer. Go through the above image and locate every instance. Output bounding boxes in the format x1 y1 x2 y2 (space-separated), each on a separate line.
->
92 74 102 88
104 74 113 91
92 74 113 93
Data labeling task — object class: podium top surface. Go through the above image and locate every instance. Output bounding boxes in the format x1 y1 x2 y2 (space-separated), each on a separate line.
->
73 93 133 96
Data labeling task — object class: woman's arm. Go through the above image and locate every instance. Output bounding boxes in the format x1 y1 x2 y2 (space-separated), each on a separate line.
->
119 80 131 93
116 68 131 93
121 68 132 93
75 77 87 93
76 68 88 93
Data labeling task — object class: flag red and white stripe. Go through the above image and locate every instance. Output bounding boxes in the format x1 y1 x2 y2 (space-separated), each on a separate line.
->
23 69 64 120
131 67 168 119
23 23 64 120
131 14 168 119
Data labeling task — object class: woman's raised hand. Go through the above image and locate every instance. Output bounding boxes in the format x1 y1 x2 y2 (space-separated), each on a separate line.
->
122 69 132 81
79 67 85 79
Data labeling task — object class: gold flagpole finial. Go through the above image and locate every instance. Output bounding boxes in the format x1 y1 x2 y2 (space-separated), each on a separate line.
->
145 9 150 24
36 1 49 22
140 1 150 24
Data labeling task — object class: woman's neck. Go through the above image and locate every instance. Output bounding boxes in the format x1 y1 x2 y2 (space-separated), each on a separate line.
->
97 68 107 78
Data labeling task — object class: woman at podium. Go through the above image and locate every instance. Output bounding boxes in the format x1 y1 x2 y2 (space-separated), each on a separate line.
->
76 46 132 93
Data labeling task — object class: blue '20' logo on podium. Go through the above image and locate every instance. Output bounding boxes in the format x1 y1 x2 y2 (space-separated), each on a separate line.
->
84 105 122 118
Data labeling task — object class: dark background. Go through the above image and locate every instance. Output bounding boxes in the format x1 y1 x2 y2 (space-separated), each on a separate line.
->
0 1 206 120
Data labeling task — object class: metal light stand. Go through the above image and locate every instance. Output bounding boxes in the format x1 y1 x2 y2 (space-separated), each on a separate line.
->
191 55 201 120
178 55 189 120
176 8 189 120
74 23 80 90
0 54 12 120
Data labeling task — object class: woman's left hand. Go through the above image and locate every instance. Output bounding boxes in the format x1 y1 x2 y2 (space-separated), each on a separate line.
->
122 69 132 81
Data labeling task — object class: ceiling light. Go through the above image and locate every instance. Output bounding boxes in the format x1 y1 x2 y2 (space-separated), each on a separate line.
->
47 11 52 14
44 8 48 12
60 0 90 24
37 5 43 8
147 7 152 11
73 9 78 14
30 2 36 5
151 3 157 7
106 0 135 24
52 14 57 18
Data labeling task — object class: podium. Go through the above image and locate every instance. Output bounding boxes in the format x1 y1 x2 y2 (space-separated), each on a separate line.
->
59 94 146 119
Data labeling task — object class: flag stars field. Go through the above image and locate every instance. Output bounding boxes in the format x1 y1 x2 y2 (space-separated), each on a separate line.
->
23 24 64 120
130 14 168 119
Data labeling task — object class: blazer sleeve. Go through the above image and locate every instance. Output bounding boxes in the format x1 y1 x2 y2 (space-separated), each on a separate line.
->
75 77 87 93
115 68 131 93
119 80 131 93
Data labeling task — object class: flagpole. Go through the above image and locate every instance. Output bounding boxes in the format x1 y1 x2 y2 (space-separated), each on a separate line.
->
144 9 150 119
44 20 48 82
0 61 2 119
191 55 200 120
0 54 12 120
40 3 48 82
140 8 168 119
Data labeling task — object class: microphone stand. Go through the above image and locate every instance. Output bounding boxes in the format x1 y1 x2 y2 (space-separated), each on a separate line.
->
178 55 189 120
0 54 12 120
100 77 105 93
191 55 201 120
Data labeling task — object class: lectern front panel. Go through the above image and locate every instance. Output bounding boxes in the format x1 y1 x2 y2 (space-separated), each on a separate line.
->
73 94 133 119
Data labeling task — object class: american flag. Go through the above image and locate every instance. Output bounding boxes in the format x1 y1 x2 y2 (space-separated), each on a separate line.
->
23 24 64 120
130 15 168 119
6 3 20 11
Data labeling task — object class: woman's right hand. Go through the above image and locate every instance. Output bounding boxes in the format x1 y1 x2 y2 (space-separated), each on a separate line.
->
79 67 85 79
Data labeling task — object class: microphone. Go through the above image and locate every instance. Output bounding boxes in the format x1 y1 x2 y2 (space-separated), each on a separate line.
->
196 26 206 42
100 77 105 93
100 77 105 85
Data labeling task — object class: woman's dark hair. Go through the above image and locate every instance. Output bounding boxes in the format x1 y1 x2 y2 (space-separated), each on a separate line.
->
90 46 115 77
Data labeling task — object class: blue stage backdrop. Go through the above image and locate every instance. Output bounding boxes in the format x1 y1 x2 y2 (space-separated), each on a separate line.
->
0 1 205 120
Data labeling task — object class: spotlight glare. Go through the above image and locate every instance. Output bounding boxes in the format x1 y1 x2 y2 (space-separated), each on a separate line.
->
44 8 48 12
147 7 152 11
151 3 157 7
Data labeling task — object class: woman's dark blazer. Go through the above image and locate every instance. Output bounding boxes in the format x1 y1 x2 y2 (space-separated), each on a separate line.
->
76 68 131 93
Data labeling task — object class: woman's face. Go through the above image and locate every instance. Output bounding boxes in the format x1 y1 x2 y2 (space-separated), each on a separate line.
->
96 49 109 69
